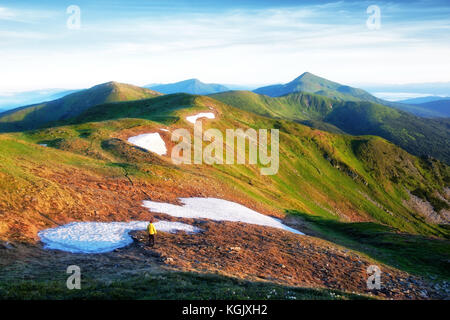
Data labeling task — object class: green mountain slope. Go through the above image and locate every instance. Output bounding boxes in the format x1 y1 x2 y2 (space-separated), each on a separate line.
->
0 83 446 238
71 93 200 125
0 91 449 286
0 82 162 132
210 90 333 120
253 72 445 118
324 101 450 163
17 93 449 233
211 90 450 164
254 72 384 102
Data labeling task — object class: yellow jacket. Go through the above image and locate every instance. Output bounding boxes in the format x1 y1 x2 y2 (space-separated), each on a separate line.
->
147 223 157 235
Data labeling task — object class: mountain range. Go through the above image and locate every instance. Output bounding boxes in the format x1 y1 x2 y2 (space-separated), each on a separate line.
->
145 78 230 95
0 73 449 299
213 78 450 164
253 72 386 103
252 72 448 118
398 96 450 104
395 97 450 118
1 74 449 164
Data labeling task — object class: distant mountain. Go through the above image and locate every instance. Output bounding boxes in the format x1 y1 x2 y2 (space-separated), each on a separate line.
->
397 96 450 104
212 90 450 164
411 99 450 118
253 72 385 103
253 72 450 118
146 79 229 95
0 89 80 111
0 82 161 132
223 84 257 91
388 100 450 118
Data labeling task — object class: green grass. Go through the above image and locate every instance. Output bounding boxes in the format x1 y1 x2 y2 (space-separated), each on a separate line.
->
289 211 450 280
252 72 380 103
0 92 448 285
0 82 161 132
70 93 198 125
0 271 368 300
211 90 333 121
212 90 450 165
7 93 448 239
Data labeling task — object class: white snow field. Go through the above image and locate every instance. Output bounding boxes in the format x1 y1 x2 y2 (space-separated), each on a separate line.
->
127 133 167 155
38 221 201 253
186 112 215 124
143 198 303 235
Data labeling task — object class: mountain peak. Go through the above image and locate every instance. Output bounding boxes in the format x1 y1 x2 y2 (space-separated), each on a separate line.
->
89 81 123 92
253 72 381 105
298 71 314 78
180 78 203 86
92 81 123 89
292 72 326 83
89 81 161 96
0 81 161 132
147 79 229 95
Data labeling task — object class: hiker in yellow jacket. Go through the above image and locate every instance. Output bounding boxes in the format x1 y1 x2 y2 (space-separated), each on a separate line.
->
147 218 157 247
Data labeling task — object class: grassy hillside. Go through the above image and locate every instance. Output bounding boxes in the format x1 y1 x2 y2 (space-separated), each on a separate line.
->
1 93 447 236
252 72 446 118
0 82 162 132
210 90 333 121
0 92 449 284
324 102 450 163
70 93 196 125
253 72 385 103
211 90 450 164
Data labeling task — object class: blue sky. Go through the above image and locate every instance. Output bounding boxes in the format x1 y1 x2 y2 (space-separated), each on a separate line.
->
1 0 450 91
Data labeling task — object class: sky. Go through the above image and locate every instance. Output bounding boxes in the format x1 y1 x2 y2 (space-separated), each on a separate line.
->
1 0 450 92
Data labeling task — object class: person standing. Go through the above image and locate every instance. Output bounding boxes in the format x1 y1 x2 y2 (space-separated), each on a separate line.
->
147 218 157 247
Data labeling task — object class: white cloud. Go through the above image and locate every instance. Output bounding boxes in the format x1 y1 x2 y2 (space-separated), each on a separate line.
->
0 6 58 23
0 7 15 21
0 3 449 91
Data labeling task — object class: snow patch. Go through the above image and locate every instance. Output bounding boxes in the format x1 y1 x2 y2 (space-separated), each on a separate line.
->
186 112 215 124
128 133 167 155
143 197 303 235
38 221 201 253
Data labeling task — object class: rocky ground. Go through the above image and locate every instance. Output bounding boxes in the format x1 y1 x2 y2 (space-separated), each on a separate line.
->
1 216 448 299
